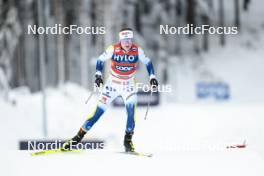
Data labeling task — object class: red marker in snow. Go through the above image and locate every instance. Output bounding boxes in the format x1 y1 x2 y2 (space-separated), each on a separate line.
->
226 140 247 149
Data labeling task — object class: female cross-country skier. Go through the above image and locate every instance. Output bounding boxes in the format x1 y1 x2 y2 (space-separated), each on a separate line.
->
63 28 158 152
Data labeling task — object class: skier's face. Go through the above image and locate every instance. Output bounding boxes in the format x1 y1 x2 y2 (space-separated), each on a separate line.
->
120 38 132 51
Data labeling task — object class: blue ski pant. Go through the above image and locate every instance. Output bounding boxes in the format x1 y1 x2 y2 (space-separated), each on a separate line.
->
81 76 137 133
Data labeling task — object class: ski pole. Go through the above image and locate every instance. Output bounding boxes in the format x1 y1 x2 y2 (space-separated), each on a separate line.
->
85 84 102 104
144 89 153 120
85 91 94 104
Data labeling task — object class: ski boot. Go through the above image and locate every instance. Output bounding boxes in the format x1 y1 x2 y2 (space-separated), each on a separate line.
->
62 128 86 151
124 132 135 152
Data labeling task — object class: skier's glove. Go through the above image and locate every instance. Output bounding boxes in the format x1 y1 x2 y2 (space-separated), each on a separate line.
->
95 74 103 87
150 78 158 90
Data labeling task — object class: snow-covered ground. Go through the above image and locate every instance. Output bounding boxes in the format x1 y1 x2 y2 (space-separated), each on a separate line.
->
1 83 264 176
3 149 264 176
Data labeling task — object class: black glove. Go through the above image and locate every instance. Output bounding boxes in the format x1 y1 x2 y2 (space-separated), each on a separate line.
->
150 78 158 90
95 74 103 87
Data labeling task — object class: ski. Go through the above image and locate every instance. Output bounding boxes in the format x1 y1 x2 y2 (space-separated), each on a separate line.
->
31 149 152 157
118 151 153 157
30 148 82 156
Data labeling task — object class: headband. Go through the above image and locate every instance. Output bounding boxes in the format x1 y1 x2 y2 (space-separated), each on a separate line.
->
119 30 133 40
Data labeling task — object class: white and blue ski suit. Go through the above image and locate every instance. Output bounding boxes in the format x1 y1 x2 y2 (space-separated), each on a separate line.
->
81 42 156 134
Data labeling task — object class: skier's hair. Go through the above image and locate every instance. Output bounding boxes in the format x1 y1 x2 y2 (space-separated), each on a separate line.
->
120 27 133 32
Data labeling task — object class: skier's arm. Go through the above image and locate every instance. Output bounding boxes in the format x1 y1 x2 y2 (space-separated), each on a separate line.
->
138 47 156 79
95 45 114 76
138 47 158 87
95 45 114 87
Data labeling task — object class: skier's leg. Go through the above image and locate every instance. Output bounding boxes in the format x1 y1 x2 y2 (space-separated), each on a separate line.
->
81 83 119 131
125 97 137 133
123 92 137 152
63 82 118 150
81 102 107 132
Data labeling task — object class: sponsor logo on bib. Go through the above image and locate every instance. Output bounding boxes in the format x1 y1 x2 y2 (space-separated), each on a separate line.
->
115 65 134 72
113 54 137 63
